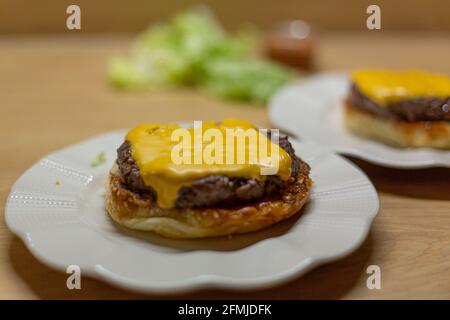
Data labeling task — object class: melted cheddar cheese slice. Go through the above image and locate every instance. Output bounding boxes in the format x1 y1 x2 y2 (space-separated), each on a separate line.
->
126 119 292 208
352 70 450 106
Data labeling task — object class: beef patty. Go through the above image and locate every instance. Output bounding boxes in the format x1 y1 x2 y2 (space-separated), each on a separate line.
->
116 134 309 208
347 84 450 122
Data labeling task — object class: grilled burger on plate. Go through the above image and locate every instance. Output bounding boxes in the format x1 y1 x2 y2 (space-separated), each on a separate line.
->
105 119 312 239
344 70 450 149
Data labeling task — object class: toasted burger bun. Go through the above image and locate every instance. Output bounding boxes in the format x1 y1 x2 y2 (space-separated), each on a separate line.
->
344 104 450 149
105 165 312 239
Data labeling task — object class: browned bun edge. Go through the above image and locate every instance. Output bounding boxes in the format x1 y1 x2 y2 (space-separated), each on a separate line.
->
105 165 312 239
344 103 450 149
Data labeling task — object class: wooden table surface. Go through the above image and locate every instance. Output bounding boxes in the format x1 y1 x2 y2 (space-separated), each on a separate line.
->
1 32 450 299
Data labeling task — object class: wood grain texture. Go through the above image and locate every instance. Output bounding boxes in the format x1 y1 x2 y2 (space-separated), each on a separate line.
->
0 33 450 299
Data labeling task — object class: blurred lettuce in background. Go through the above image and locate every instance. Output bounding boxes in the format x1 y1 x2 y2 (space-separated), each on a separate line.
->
108 8 293 103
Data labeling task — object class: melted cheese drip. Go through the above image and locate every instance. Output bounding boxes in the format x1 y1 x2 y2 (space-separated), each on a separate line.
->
126 119 292 208
352 70 450 106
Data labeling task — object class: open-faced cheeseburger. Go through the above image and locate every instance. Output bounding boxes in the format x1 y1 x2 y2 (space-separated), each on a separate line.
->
105 119 312 239
345 70 450 149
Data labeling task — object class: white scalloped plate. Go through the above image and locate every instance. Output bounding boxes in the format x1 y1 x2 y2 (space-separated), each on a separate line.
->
269 73 450 169
5 130 379 293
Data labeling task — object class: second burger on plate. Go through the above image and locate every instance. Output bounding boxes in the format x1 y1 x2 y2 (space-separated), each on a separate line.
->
344 70 450 149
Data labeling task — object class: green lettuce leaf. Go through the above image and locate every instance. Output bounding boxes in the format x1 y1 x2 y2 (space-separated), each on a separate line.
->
107 8 293 103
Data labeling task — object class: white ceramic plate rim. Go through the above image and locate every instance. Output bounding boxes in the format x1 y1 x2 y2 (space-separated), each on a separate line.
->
5 130 379 294
269 73 450 169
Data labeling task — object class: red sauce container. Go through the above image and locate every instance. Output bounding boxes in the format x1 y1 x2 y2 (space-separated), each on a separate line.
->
265 20 315 70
